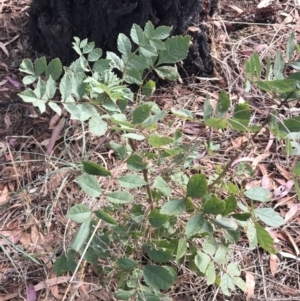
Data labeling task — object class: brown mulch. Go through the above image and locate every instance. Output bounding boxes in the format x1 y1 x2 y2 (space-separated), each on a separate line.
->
0 0 300 300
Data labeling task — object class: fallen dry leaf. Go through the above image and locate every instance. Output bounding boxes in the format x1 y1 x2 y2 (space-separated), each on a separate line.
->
245 271 255 300
267 228 279 243
261 174 271 190
274 161 291 180
0 230 22 244
0 293 19 301
50 284 62 300
30 225 41 246
26 284 37 301
230 136 248 149
264 132 274 153
231 157 253 167
20 232 32 248
188 26 200 32
273 180 294 200
277 285 300 296
257 0 275 8
0 42 9 56
49 113 61 129
269 254 279 276
34 276 71 291
281 230 300 256
251 153 270 169
0 185 8 205
229 5 243 13
48 168 70 190
285 203 300 223
275 196 295 209
46 117 66 155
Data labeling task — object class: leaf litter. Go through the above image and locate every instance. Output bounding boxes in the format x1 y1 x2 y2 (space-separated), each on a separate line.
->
0 0 300 300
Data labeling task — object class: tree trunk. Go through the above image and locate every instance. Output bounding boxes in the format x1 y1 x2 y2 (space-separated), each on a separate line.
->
29 0 218 76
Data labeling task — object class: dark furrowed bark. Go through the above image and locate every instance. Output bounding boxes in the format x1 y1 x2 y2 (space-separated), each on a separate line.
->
29 0 218 76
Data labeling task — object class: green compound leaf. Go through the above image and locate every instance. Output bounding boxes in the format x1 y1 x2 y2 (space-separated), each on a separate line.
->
228 118 249 132
133 104 152 124
153 25 172 39
223 229 240 243
22 75 37 85
116 258 138 271
214 245 231 265
195 251 211 273
254 221 276 254
148 209 169 228
222 195 237 216
148 135 173 147
108 141 127 159
185 214 205 238
130 23 145 45
82 161 111 176
176 237 187 260
82 41 95 53
279 116 300 134
227 262 241 277
122 133 145 140
157 36 190 65
123 68 143 85
137 291 160 301
154 66 179 81
232 276 247 292
117 175 147 188
94 209 117 225
212 216 238 231
20 58 35 75
160 199 186 215
34 56 47 76
246 221 258 248
107 191 133 204
171 108 195 119
244 187 272 202
88 48 102 61
70 219 92 252
215 91 230 118
206 261 216 285
255 208 285 227
66 204 91 223
117 33 132 56
145 245 173 263
202 235 218 256
18 90 47 113
126 154 147 171
77 174 102 197
46 58 62 81
205 118 227 129
231 212 251 221
115 289 136 300
143 265 176 291
48 101 62 115
84 233 110 263
89 115 108 136
142 80 156 97
233 103 251 121
53 253 76 276
59 73 72 101
186 174 208 198
220 273 235 296
202 196 226 215
153 176 171 197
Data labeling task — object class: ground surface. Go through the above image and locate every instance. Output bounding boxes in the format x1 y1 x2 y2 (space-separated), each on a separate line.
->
0 0 300 300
